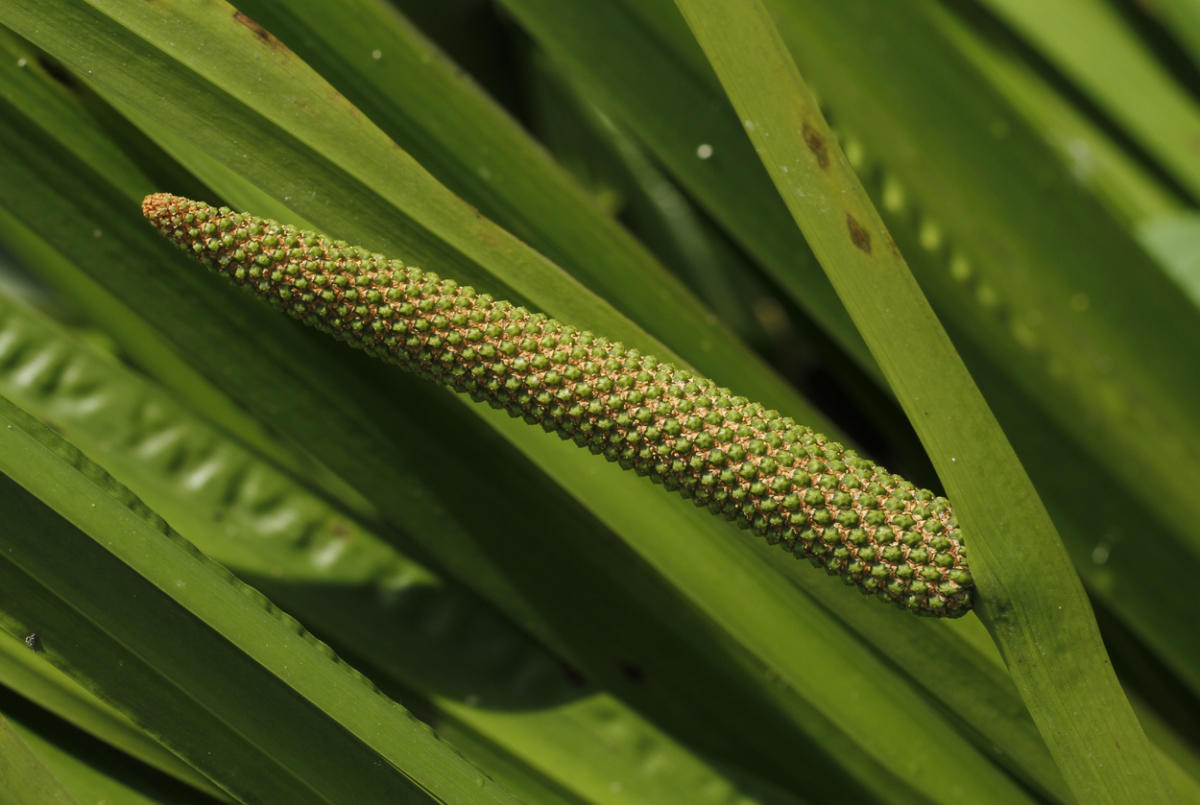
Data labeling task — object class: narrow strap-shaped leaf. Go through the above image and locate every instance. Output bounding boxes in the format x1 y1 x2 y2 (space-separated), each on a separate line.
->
673 0 1175 801
0 395 519 805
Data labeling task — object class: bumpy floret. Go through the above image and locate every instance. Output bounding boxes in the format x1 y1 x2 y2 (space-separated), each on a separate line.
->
142 193 974 616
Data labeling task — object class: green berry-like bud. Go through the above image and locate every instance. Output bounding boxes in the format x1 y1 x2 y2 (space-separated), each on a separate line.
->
142 193 975 617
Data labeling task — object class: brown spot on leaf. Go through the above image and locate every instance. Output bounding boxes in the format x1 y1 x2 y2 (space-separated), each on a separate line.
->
886 234 901 258
846 213 872 254
802 122 829 170
234 12 283 49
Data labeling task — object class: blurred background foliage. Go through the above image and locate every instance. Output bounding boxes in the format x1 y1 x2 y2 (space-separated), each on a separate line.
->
0 0 1197 802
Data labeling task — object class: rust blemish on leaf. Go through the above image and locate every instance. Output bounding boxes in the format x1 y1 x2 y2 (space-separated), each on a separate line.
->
234 12 283 49
846 213 872 254
802 121 830 170
886 234 901 258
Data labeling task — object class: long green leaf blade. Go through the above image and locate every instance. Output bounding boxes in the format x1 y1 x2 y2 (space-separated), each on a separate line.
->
0 395 518 805
673 1 1175 801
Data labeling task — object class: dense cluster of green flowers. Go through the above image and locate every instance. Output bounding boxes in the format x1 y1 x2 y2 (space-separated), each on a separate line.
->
144 193 973 616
